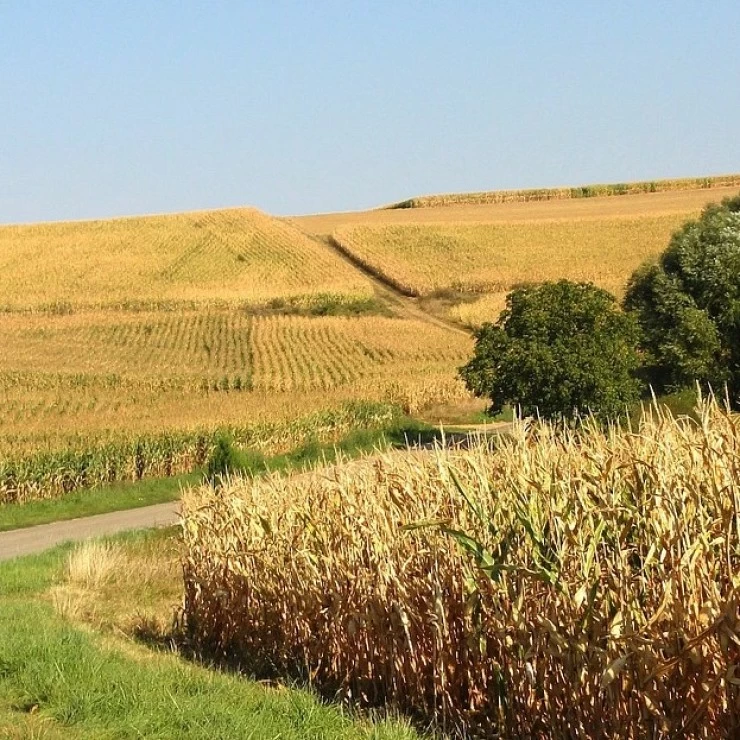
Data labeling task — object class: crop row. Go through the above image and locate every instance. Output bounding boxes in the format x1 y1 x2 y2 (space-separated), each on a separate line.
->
390 173 740 208
0 402 398 504
0 312 471 391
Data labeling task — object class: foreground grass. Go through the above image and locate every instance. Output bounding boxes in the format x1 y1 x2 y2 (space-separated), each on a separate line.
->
0 532 419 739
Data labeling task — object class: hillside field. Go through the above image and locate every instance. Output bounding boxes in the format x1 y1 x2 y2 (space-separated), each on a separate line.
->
0 179 736 489
0 207 373 311
333 213 687 297
294 185 740 328
0 205 472 473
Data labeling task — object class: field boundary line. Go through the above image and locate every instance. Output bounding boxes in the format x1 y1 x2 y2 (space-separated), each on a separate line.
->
327 234 419 298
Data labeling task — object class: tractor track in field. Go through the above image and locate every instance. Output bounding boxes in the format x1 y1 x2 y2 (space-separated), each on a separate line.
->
309 233 471 338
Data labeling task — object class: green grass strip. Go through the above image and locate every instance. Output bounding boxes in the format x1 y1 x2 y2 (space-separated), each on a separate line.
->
0 473 200 533
0 540 418 739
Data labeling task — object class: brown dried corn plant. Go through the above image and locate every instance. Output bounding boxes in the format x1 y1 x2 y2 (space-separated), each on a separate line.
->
181 399 740 738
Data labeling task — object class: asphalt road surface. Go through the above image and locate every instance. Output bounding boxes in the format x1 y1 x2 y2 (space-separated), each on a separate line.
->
0 501 180 562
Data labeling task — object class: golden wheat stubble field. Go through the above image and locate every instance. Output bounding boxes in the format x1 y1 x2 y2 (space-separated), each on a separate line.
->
293 185 740 327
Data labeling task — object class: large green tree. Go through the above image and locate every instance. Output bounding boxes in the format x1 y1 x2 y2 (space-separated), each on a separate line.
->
460 280 642 420
624 195 740 406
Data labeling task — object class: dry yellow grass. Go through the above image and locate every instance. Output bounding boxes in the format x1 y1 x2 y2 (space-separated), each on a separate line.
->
449 292 509 327
63 541 127 589
0 207 373 311
50 533 181 635
182 398 740 737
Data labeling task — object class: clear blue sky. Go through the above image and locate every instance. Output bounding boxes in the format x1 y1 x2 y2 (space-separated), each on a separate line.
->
2 1 739 223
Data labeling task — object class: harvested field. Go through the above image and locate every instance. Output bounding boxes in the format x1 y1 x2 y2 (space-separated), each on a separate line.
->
388 173 740 209
291 185 740 238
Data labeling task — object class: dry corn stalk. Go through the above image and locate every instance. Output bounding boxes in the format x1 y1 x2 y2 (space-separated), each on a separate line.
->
181 398 740 738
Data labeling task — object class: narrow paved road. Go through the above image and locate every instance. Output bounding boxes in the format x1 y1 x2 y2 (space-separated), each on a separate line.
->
0 501 179 562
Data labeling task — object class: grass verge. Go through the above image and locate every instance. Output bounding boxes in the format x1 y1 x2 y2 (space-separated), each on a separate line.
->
261 419 440 474
0 531 419 739
0 473 200 533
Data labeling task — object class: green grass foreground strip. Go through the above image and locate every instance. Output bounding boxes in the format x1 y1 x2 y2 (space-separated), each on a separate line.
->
0 541 419 739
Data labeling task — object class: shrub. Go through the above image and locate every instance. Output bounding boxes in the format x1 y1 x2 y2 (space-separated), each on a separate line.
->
205 436 266 484
460 280 642 420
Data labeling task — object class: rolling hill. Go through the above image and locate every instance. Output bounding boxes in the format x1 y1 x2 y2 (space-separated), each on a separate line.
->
292 181 740 327
2 177 737 458
0 207 373 311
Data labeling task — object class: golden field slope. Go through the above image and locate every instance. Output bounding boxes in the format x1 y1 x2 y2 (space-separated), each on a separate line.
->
0 207 373 311
332 213 689 298
0 203 472 459
2 182 734 460
292 186 740 327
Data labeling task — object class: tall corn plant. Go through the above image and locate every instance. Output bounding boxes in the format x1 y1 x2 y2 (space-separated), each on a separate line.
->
182 398 740 738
